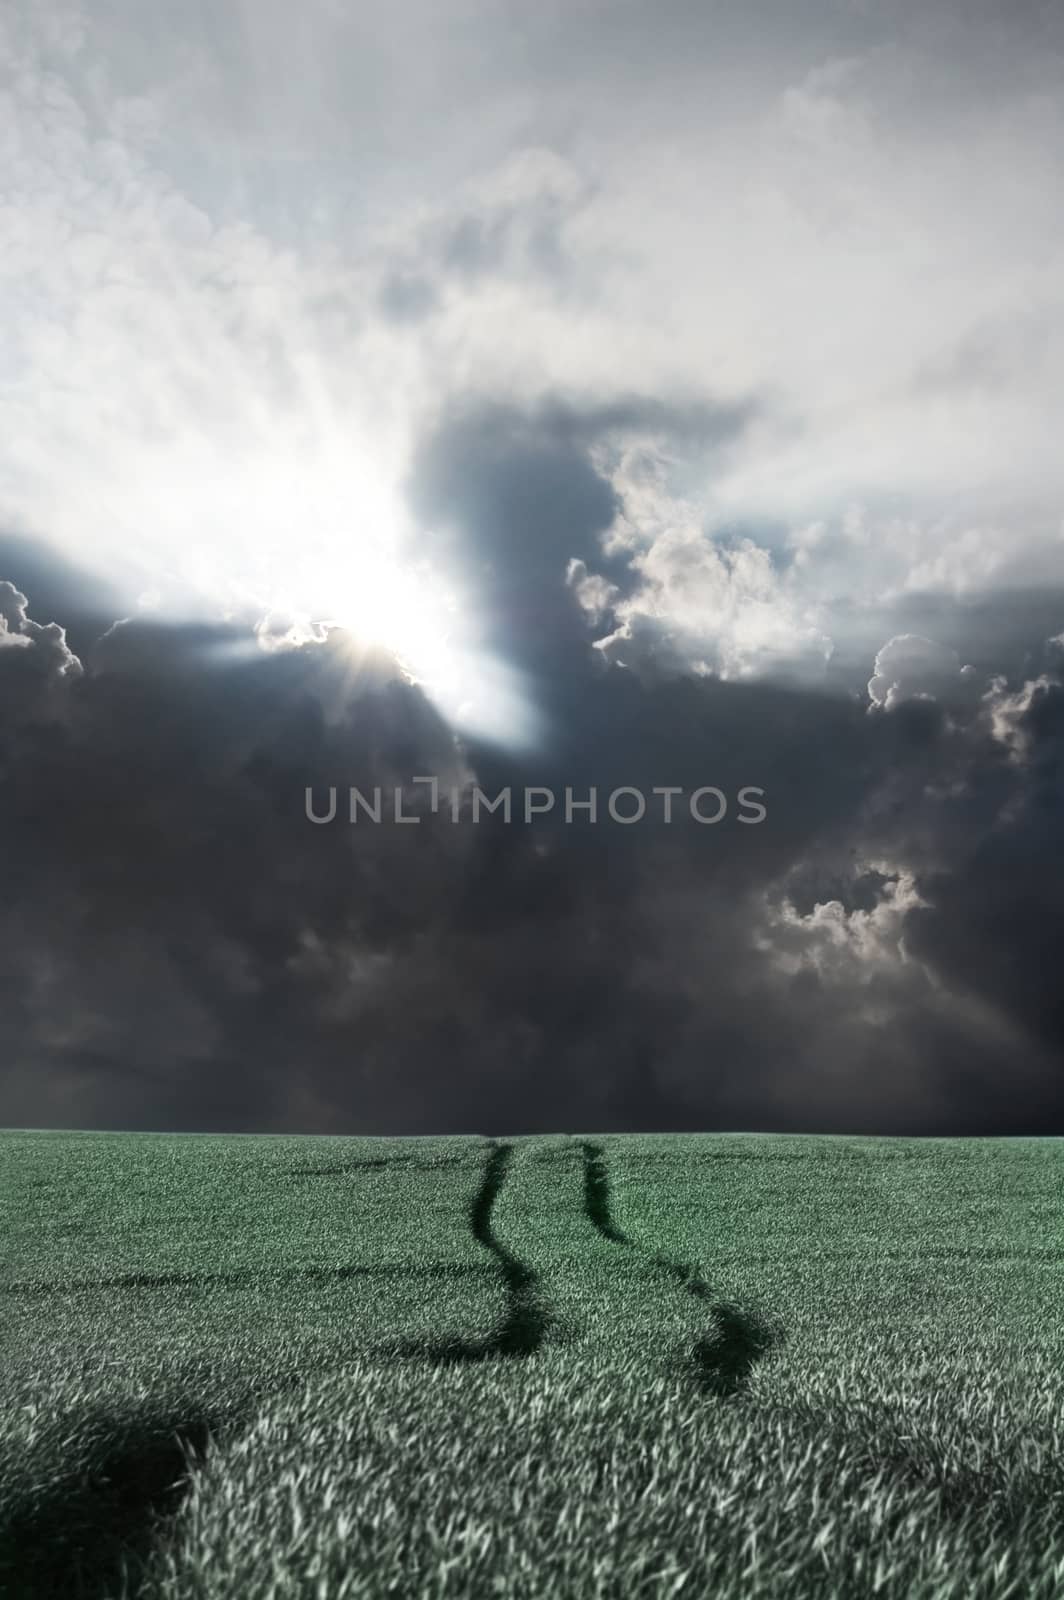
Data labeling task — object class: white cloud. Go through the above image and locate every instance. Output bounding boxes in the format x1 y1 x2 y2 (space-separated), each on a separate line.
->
867 633 975 710
594 528 831 682
1 1 1063 707
983 666 1061 764
581 445 831 682
757 868 929 995
0 580 82 730
565 558 618 627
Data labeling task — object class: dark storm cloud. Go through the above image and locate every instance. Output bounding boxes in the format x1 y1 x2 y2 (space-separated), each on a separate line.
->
404 392 756 685
407 397 623 589
0 535 126 662
4 0 1064 1147
0 578 83 734
904 671 1064 1080
0 602 472 1131
2 391 1063 1136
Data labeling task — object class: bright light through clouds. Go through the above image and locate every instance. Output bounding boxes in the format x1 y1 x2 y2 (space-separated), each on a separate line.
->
0 10 554 750
3 0 1063 738
142 441 543 751
4 0 1064 1156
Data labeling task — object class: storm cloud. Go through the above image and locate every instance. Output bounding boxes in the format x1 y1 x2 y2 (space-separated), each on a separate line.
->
1 0 1063 1134
2 441 1063 1136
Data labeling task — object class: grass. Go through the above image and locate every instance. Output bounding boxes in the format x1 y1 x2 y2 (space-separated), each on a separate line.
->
2 1130 1064 1597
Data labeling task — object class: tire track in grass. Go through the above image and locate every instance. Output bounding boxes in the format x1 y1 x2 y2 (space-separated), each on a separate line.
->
388 1141 552 1364
581 1140 775 1396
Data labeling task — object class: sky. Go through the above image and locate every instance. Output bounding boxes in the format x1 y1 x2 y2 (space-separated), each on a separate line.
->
1 0 1062 1135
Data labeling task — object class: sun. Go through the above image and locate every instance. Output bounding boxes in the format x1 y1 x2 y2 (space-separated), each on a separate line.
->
217 449 460 690
153 437 540 748
307 549 541 751
319 552 463 691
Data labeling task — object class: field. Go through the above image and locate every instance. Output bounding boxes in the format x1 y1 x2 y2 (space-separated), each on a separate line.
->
2 1130 1064 1599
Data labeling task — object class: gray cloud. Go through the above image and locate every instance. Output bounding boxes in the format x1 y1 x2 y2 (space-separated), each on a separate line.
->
2 516 1062 1137
867 634 977 711
0 579 82 736
2 1 1064 1135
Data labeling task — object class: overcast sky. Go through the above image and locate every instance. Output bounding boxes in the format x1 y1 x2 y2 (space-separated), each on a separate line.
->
1 0 1062 1134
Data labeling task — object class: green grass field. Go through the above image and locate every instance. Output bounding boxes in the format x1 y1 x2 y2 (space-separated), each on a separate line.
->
3 1130 1064 1599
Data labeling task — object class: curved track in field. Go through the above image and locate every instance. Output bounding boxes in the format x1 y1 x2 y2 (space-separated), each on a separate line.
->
389 1141 551 1363
580 1140 776 1395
